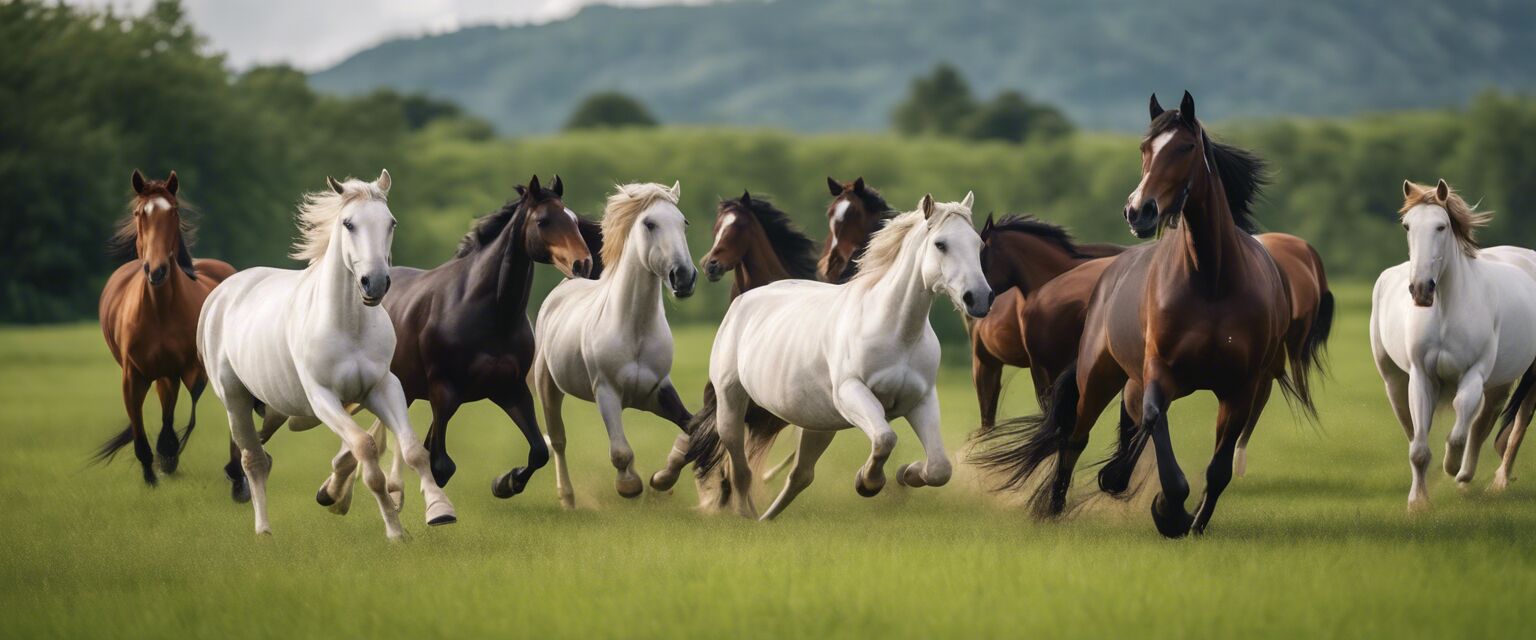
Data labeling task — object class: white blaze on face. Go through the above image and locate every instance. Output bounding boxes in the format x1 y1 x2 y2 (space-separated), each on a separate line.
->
713 213 736 249
829 199 851 243
1128 130 1176 207
145 197 171 215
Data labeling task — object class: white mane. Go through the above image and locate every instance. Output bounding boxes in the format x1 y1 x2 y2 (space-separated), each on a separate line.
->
290 179 387 264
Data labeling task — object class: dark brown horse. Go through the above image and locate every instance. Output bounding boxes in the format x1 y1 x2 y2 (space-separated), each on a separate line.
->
818 177 895 283
308 175 596 507
96 170 236 486
975 92 1310 538
667 191 818 503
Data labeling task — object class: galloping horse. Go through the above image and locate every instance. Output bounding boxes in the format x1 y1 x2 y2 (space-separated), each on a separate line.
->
660 191 819 503
199 171 455 538
818 177 895 283
313 175 595 512
691 193 993 520
1370 179 1536 508
532 182 697 508
975 93 1302 537
96 170 235 486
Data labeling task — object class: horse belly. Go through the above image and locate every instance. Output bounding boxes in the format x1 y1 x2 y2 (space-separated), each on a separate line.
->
737 346 842 430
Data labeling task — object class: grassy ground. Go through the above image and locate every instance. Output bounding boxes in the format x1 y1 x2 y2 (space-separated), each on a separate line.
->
1 282 1533 638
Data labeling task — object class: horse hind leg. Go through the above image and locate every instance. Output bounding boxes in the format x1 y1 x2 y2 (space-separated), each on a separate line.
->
492 386 549 499
1233 382 1272 478
535 365 576 509
715 383 758 519
1192 385 1264 535
1491 385 1536 493
761 430 835 521
230 407 284 503
154 377 182 474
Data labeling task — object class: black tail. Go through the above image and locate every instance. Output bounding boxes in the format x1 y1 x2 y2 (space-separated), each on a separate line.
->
1496 366 1536 452
1278 289 1333 420
969 363 1079 515
686 383 725 479
91 425 136 465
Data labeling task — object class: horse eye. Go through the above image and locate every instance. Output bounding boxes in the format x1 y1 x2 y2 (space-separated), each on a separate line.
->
644 220 656 231
1436 224 1446 232
537 217 550 228
342 220 355 231
935 241 947 252
1402 224 1410 231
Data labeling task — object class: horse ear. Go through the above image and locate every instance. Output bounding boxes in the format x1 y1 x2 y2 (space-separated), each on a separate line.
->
982 212 995 235
827 176 843 197
527 174 542 197
1179 91 1196 125
960 191 975 211
132 170 146 195
376 169 391 194
1149 94 1164 121
327 177 345 194
1436 179 1450 202
669 181 681 200
514 185 527 197
176 235 197 281
165 170 179 196
551 174 564 197
1402 179 1415 199
853 177 866 194
741 189 752 204
919 194 935 219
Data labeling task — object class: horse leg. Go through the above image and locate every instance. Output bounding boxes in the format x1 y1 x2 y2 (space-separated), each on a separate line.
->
647 381 695 492
714 382 757 519
1142 374 1192 538
1098 383 1146 497
122 370 156 486
422 385 460 487
594 383 643 499
180 369 206 452
1042 361 1123 516
367 374 455 526
1457 384 1507 486
1406 367 1439 511
973 347 1004 432
897 391 951 489
534 365 575 509
230 409 284 504
1192 384 1264 535
1491 389 1536 493
491 384 549 499
312 394 403 540
1233 382 1272 478
154 377 181 474
761 430 836 521
221 391 270 535
1444 374 1488 478
835 381 897 498
762 445 797 482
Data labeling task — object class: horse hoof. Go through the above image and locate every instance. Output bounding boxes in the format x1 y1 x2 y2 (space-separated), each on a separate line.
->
432 457 457 488
158 455 180 475
1407 498 1432 514
617 479 644 499
427 514 457 527
855 475 883 498
315 486 336 507
231 478 251 504
1151 494 1193 539
491 471 526 499
559 493 576 510
142 468 158 487
650 469 680 492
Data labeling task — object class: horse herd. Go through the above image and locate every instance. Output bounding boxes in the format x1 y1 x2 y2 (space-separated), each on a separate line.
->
94 92 1533 540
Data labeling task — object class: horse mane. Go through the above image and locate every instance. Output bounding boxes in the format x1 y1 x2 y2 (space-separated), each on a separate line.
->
599 182 678 272
728 196 818 280
108 183 196 261
291 178 387 264
852 201 974 285
1146 111 1267 234
454 185 563 258
1401 181 1491 257
853 184 897 225
989 215 1089 259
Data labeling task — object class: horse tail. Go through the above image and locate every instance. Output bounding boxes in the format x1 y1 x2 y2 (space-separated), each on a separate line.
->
1277 287 1332 422
686 383 727 478
91 424 136 465
745 414 790 473
1496 366 1536 452
969 362 1079 513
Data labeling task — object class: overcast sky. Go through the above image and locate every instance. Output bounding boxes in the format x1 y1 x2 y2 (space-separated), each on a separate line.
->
66 1 712 70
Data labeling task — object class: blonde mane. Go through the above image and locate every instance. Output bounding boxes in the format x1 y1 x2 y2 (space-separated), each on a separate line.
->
290 178 388 264
1400 181 1491 258
851 200 974 284
600 182 680 272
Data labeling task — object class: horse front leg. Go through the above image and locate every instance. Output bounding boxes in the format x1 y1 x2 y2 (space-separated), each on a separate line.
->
367 374 456 527
972 347 1004 432
835 381 897 498
1406 367 1439 511
897 391 951 489
154 377 181 474
1444 373 1489 479
1143 372 1193 539
422 384 460 488
491 383 549 499
646 380 694 492
122 370 156 486
1192 383 1265 535
311 391 403 540
1457 384 1507 486
594 383 643 499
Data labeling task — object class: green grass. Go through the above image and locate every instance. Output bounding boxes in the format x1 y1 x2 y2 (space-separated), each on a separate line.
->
2 282 1533 638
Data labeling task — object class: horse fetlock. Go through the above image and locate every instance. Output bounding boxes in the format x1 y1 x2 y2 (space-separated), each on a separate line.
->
610 448 635 471
870 432 897 458
1409 442 1431 468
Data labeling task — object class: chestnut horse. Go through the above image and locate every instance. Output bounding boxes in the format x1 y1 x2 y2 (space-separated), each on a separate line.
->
818 177 895 283
95 170 235 486
975 92 1307 538
309 175 596 512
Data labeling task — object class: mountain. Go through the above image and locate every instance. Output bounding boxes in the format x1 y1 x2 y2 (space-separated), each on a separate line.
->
312 0 1536 134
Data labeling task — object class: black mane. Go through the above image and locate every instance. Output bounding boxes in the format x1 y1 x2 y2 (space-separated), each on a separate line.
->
727 196 818 280
455 187 561 258
988 215 1089 259
1146 111 1267 233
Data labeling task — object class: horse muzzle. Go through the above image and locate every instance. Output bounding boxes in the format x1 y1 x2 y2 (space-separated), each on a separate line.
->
669 266 697 298
962 288 995 318
359 273 391 306
570 257 594 279
703 258 726 282
1409 279 1436 307
1125 200 1160 239
145 263 169 286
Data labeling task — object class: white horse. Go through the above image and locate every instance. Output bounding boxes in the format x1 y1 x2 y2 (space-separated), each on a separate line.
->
532 182 698 508
692 193 993 520
1371 179 1536 510
198 171 455 539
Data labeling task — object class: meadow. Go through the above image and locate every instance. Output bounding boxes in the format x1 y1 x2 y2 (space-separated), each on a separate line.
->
1 283 1533 638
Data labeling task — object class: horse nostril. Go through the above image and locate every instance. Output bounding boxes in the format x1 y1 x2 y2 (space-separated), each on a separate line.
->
360 275 371 290
383 275 391 290
963 291 975 306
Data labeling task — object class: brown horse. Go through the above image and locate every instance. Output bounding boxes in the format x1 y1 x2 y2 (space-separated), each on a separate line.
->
309 175 596 509
818 177 895 283
975 92 1308 538
96 170 236 486
674 191 819 502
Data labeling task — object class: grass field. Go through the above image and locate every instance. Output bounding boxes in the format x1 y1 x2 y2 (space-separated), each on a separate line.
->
2 282 1533 638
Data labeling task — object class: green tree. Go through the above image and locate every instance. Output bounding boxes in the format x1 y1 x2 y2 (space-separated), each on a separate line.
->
891 63 977 136
564 92 659 130
964 90 1074 143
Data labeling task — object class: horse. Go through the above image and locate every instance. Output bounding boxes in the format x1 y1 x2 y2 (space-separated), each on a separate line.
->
95 170 236 487
531 182 698 508
690 192 993 520
1370 179 1536 508
303 175 595 516
198 170 455 539
660 191 819 504
818 177 895 283
973 92 1302 538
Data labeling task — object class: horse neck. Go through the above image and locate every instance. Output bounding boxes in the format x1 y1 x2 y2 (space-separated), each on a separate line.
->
996 234 1086 298
1433 246 1477 305
732 232 794 297
1165 168 1247 295
602 245 664 334
466 212 534 312
862 232 935 343
308 236 370 334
